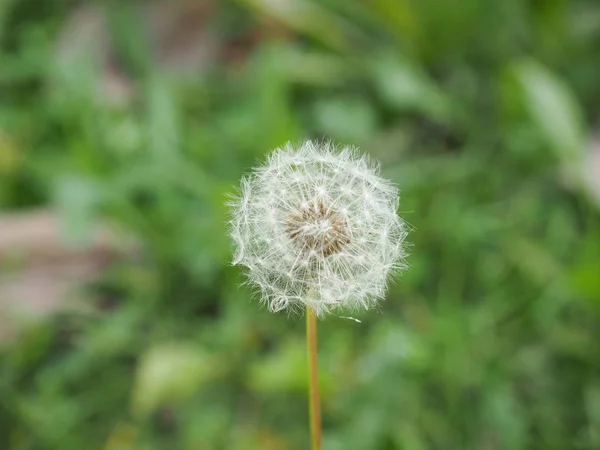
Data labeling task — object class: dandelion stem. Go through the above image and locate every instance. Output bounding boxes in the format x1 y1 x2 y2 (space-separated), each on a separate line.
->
306 306 322 450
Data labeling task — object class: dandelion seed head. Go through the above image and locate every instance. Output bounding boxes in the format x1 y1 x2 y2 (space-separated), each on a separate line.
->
229 141 408 316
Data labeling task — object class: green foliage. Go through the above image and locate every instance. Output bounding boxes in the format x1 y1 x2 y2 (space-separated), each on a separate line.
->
1 0 600 449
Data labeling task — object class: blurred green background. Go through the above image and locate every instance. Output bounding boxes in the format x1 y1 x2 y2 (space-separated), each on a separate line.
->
1 0 600 449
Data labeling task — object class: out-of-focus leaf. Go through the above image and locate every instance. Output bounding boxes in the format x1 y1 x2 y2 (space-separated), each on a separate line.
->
227 427 290 450
356 323 419 382
77 308 141 357
0 129 20 174
572 5 600 42
104 423 137 450
131 343 216 417
53 175 102 248
393 423 427 450
510 59 585 163
52 6 105 104
371 56 451 123
585 383 600 448
0 0 16 42
248 338 334 395
236 0 352 50
312 96 377 143
105 3 153 75
146 77 180 165
501 234 563 287
569 236 600 307
277 47 351 86
369 0 419 44
180 404 232 449
4 321 54 369
247 45 300 151
247 339 307 393
104 116 143 157
581 136 600 208
483 386 526 450
15 395 82 445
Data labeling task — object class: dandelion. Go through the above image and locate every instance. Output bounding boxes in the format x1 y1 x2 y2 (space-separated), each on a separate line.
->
228 141 408 450
229 141 407 316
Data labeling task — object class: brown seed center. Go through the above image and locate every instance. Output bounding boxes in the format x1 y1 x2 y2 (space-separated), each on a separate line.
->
285 200 350 257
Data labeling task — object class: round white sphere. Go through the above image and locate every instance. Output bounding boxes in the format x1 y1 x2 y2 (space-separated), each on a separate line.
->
229 141 408 316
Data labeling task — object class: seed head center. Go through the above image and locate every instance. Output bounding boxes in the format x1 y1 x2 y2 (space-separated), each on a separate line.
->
285 199 350 257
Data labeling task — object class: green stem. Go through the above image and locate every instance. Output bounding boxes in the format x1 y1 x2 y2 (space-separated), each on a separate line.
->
306 306 322 450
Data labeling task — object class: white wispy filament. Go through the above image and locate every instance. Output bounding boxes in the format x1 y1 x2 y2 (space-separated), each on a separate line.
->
229 141 407 317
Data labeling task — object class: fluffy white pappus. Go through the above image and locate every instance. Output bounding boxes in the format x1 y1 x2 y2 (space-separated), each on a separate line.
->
229 141 408 317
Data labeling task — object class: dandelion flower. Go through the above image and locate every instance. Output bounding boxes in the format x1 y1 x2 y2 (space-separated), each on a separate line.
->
229 141 407 316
